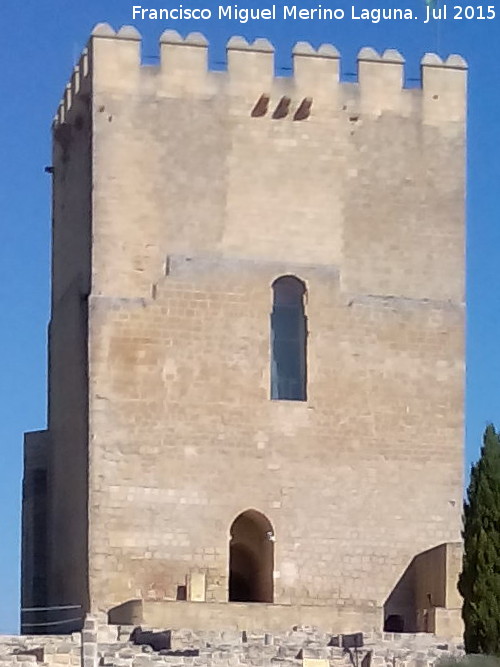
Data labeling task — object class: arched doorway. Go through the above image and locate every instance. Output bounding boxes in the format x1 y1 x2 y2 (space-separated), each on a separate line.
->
228 510 274 603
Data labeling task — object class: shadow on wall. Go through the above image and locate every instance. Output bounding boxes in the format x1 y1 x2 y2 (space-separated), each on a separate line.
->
383 542 463 634
384 562 415 632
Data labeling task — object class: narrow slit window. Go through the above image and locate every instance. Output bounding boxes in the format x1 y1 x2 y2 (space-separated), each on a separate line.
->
270 276 307 401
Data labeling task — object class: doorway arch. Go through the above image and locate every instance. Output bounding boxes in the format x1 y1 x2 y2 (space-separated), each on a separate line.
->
228 510 274 603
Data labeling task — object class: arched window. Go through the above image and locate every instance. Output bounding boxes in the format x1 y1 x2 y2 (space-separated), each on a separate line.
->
270 276 307 401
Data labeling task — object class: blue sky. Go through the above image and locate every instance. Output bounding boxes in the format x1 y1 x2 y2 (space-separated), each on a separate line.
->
1 0 499 635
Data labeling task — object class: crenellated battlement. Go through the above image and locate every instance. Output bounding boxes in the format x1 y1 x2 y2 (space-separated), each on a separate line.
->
54 23 467 127
54 48 90 126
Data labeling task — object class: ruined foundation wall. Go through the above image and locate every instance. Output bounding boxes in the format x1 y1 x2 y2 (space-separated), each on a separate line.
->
0 617 466 667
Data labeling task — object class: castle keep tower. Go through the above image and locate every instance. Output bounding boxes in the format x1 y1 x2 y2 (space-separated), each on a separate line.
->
22 25 466 635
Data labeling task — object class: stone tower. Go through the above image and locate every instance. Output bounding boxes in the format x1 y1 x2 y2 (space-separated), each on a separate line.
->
22 25 467 635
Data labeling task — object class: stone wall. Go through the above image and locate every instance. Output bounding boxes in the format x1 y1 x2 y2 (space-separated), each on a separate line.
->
413 543 463 635
109 600 381 634
87 270 464 612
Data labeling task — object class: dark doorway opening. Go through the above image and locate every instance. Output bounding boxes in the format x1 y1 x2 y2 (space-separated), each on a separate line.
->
228 510 274 603
384 614 405 632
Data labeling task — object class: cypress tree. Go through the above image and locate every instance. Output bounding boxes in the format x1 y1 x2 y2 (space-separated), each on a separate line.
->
459 424 500 654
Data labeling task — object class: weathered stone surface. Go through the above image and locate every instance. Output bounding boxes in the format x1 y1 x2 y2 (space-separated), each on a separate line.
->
22 28 466 638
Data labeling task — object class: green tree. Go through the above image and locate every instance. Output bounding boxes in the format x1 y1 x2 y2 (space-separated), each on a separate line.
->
459 424 500 655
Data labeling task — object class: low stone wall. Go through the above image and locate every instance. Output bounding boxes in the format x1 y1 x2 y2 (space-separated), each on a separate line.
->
134 601 382 634
0 617 465 667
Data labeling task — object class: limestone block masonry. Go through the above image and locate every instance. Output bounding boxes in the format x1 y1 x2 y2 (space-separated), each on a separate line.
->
22 24 467 636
